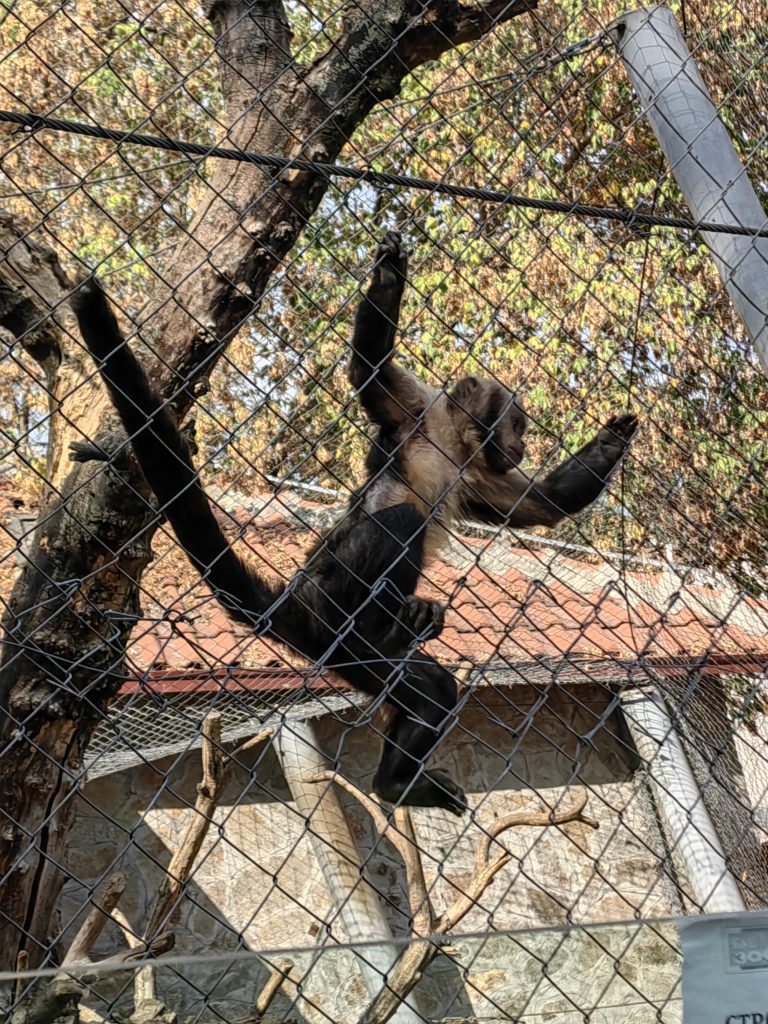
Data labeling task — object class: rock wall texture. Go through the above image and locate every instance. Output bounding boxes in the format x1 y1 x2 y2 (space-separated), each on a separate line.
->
61 683 682 1020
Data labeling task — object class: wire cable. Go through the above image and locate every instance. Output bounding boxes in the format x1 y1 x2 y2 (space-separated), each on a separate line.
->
4 108 768 238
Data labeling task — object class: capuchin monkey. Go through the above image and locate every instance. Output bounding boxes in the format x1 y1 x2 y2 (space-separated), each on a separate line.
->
72 231 637 815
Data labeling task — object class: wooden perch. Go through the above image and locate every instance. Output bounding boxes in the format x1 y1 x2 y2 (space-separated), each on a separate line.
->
109 908 175 1023
313 776 598 1024
15 949 28 1002
63 872 127 965
230 726 274 761
141 719 271 942
436 791 597 934
40 716 266 1024
392 808 433 938
14 874 129 1024
308 771 411 862
99 932 175 964
253 959 295 1018
99 714 227 1024
110 906 142 952
144 714 224 940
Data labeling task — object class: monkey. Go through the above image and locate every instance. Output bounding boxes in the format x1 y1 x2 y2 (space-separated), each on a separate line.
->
71 231 637 816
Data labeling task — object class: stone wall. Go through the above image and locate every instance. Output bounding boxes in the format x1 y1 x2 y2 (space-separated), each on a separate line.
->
80 922 683 1024
61 682 681 1019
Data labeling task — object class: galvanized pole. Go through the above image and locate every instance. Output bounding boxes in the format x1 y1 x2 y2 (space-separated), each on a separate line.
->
276 720 422 1024
610 4 768 373
621 689 745 914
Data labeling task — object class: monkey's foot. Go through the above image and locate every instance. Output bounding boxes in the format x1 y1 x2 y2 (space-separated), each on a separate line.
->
375 769 467 816
402 596 445 642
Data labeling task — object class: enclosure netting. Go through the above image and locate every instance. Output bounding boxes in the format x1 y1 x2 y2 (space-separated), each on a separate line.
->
2 1 768 1021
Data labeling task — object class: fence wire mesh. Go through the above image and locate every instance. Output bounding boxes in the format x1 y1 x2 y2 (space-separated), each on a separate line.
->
2 1 768 1021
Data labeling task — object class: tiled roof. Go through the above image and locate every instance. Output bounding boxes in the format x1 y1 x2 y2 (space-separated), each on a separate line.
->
4 479 768 693
124 488 768 691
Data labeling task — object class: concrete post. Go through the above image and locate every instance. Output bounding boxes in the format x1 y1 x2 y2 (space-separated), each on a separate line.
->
610 5 768 373
276 719 422 1024
621 689 745 913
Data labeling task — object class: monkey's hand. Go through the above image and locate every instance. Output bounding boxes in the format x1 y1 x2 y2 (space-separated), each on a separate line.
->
380 595 445 652
401 595 445 642
596 412 639 459
372 230 408 290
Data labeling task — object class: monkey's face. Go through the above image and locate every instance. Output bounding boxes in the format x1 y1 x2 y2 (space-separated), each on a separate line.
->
449 377 527 473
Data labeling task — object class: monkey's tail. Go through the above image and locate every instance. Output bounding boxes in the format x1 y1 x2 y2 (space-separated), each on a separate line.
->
71 279 284 629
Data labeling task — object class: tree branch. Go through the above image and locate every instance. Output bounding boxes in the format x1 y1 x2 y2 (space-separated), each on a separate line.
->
144 714 224 940
63 872 126 965
309 770 409 859
230 726 274 761
400 0 538 68
438 791 597 933
253 959 295 1018
98 933 175 964
392 808 434 937
360 790 596 1024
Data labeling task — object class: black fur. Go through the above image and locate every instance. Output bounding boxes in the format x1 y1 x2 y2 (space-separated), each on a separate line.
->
71 231 637 815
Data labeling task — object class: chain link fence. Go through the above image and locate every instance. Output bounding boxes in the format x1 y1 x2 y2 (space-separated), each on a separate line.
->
2 1 768 1021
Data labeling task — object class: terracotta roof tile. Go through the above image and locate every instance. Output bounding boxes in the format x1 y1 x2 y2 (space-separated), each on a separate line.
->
3 480 768 690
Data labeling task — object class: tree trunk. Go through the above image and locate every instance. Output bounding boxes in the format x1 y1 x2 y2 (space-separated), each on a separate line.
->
0 0 535 973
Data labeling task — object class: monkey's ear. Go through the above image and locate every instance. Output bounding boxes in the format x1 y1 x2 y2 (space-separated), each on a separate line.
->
449 376 481 413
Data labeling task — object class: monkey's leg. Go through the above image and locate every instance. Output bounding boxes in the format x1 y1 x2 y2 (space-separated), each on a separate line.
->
372 654 466 816
316 502 444 656
337 653 465 815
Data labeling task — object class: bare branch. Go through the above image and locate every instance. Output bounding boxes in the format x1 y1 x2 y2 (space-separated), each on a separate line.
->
15 950 28 1002
400 0 538 68
63 872 126 965
99 933 175 964
359 940 433 1024
230 726 274 761
110 907 143 952
439 791 596 933
144 714 224 939
110 908 160 1009
392 808 434 937
254 959 295 1017
309 770 409 860
362 791 595 1024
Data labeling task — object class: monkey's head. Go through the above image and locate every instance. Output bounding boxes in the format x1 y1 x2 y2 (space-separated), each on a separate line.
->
449 376 527 473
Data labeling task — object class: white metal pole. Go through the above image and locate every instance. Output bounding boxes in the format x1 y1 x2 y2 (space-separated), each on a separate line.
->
621 689 745 913
276 719 422 1023
610 5 768 373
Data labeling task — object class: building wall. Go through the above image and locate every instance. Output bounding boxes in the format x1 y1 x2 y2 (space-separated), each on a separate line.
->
61 683 680 1018
79 924 682 1024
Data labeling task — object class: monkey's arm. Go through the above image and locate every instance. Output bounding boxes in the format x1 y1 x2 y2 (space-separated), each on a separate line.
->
464 413 638 528
70 280 280 624
349 231 432 429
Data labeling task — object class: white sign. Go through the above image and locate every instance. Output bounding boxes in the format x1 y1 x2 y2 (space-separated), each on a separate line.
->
681 913 768 1023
